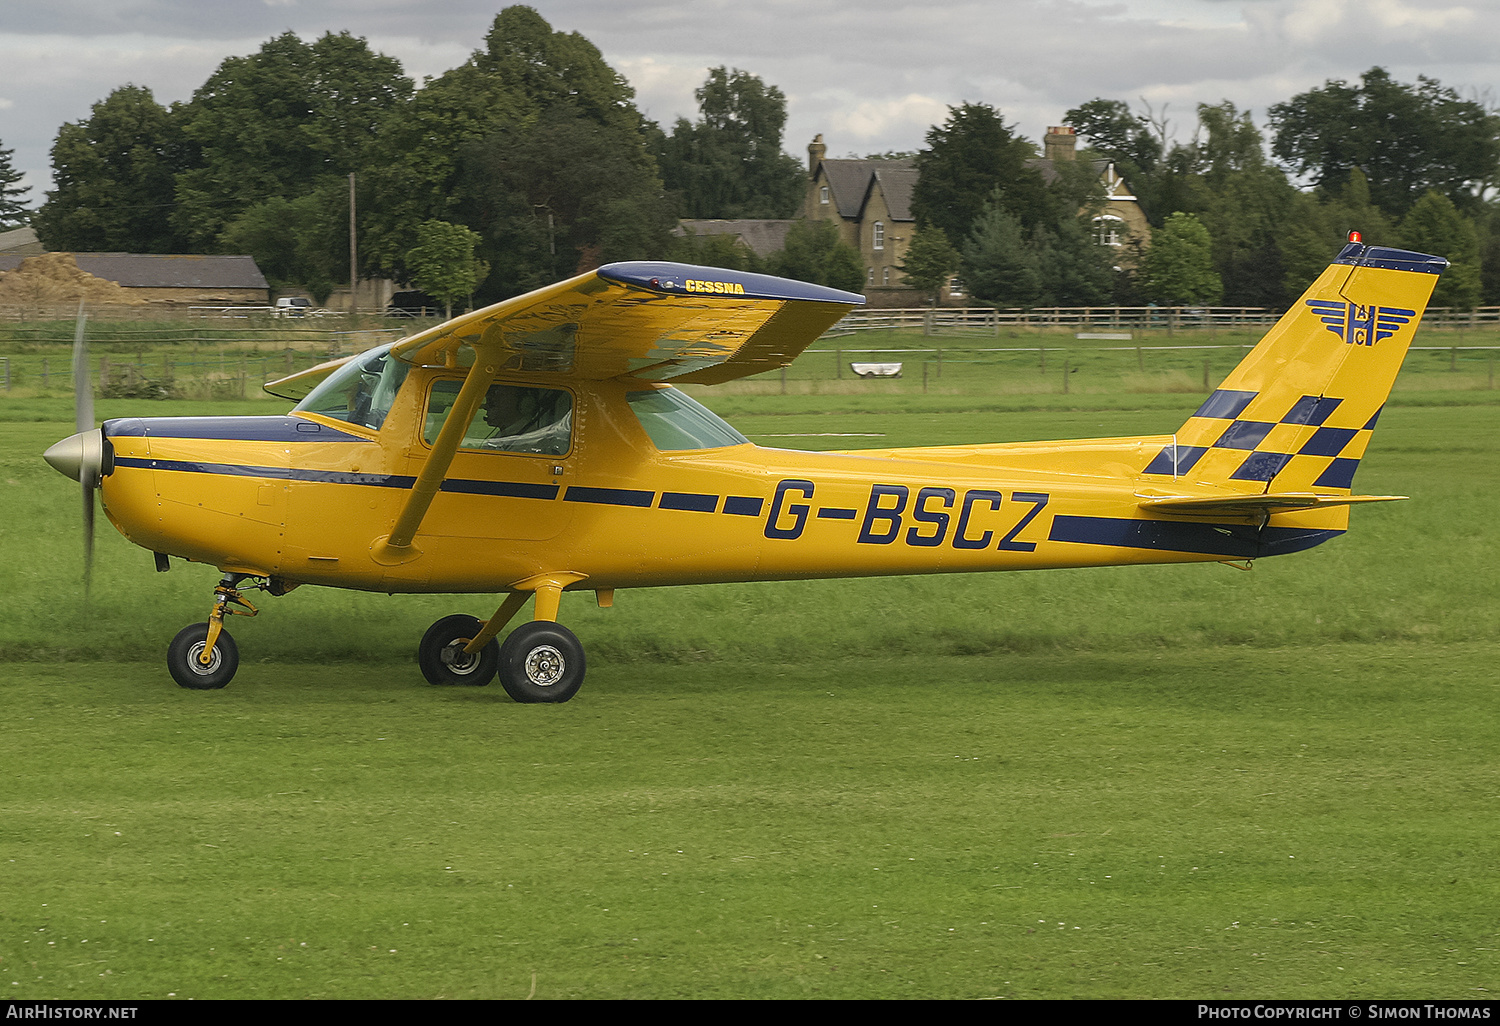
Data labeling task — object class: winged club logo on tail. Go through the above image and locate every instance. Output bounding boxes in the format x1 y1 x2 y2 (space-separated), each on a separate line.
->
1305 299 1416 346
43 238 1447 702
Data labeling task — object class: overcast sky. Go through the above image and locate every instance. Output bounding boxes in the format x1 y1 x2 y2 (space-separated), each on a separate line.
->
3 0 1497 204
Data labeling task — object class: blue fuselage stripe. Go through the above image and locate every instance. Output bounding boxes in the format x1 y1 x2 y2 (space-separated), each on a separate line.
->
1049 514 1342 558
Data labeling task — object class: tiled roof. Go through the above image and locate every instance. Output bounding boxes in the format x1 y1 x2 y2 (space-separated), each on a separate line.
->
676 219 796 258
819 158 917 220
0 252 269 289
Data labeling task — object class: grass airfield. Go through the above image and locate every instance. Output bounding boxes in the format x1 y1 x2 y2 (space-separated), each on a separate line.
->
1 346 1498 999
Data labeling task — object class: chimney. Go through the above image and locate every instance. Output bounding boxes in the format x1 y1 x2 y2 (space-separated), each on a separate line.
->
1044 126 1077 162
808 134 826 173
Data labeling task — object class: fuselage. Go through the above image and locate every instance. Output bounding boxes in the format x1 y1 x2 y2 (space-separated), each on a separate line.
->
95 365 1345 596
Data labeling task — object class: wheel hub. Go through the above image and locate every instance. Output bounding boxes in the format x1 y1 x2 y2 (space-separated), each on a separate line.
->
523 645 565 687
441 640 481 675
187 641 221 675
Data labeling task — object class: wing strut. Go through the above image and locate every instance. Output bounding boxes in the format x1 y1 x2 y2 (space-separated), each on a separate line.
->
372 350 500 563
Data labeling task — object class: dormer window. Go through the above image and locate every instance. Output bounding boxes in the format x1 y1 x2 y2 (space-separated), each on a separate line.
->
1092 215 1125 247
819 185 829 205
872 221 885 251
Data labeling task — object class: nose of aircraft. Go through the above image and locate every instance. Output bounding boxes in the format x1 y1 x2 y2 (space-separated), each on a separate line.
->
44 429 105 483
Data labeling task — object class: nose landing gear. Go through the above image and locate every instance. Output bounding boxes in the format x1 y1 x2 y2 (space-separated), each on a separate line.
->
166 573 262 690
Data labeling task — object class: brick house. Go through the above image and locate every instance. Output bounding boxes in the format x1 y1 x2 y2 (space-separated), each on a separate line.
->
803 128 1151 306
803 135 919 308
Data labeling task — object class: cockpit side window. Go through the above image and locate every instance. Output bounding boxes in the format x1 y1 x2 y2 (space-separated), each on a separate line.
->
294 344 410 431
424 380 573 456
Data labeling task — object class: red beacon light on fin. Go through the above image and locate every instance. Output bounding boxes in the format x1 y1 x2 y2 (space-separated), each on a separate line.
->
1348 230 1362 244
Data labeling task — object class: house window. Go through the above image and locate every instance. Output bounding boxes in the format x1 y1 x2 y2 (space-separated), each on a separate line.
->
819 185 829 205
867 267 875 286
872 221 885 251
948 277 964 298
1092 215 1125 247
881 266 891 286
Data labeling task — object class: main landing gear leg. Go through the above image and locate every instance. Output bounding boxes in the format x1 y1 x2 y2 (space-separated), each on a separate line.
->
167 573 261 690
496 584 586 704
419 577 590 702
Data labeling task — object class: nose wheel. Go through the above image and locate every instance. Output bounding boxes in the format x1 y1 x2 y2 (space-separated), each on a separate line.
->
167 622 239 689
167 573 261 690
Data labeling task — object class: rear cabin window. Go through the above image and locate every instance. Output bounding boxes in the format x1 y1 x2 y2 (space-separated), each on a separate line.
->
294 344 409 431
424 380 573 456
626 387 749 451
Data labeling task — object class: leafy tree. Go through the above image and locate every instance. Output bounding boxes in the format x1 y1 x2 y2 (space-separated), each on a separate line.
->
405 220 488 317
898 226 960 305
1278 168 1395 297
1065 99 1163 182
912 103 1047 242
219 179 351 303
475 6 643 137
765 220 863 293
0 143 30 229
1065 97 1199 226
1031 214 1113 307
655 67 804 218
34 85 190 252
457 107 672 297
1269 67 1500 216
960 192 1040 308
667 230 759 272
1139 212 1222 305
362 6 661 294
360 60 532 273
1186 102 1300 308
1397 191 1482 309
1476 205 1500 306
172 30 411 247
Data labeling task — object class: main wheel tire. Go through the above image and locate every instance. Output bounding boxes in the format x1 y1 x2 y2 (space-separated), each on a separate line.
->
167 623 239 690
497 621 585 703
418 614 497 686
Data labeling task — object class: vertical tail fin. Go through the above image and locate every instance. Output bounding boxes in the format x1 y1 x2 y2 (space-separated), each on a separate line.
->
1140 241 1447 492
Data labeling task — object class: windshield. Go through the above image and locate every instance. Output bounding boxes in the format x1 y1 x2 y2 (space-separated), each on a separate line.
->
294 344 410 431
626 387 749 450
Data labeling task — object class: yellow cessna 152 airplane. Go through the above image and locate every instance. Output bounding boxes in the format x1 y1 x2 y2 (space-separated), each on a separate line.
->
44 237 1445 702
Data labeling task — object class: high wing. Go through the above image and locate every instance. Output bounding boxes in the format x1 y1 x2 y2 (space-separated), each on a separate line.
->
353 262 861 561
387 261 863 384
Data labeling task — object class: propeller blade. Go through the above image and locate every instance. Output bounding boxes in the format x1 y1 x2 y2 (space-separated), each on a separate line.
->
73 301 92 437
72 301 95 594
83 468 95 596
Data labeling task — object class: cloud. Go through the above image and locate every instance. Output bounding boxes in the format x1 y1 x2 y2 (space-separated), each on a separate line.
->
3 1 1497 195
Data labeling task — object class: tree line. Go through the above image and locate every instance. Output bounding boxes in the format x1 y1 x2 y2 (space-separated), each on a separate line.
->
902 69 1500 311
12 7 818 308
5 5 1498 312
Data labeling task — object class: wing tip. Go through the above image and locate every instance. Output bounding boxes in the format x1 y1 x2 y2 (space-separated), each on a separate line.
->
597 261 865 306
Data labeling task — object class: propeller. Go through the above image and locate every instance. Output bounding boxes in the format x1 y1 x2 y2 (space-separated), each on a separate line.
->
41 302 100 594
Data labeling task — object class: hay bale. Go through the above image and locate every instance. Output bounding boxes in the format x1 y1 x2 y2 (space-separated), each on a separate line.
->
0 252 146 308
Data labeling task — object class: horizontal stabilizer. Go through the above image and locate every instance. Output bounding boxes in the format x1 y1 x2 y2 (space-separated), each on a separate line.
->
263 354 357 401
1137 492 1406 518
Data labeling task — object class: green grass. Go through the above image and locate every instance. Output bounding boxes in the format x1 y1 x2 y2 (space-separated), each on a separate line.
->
5 647 1497 998
1 376 1498 998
